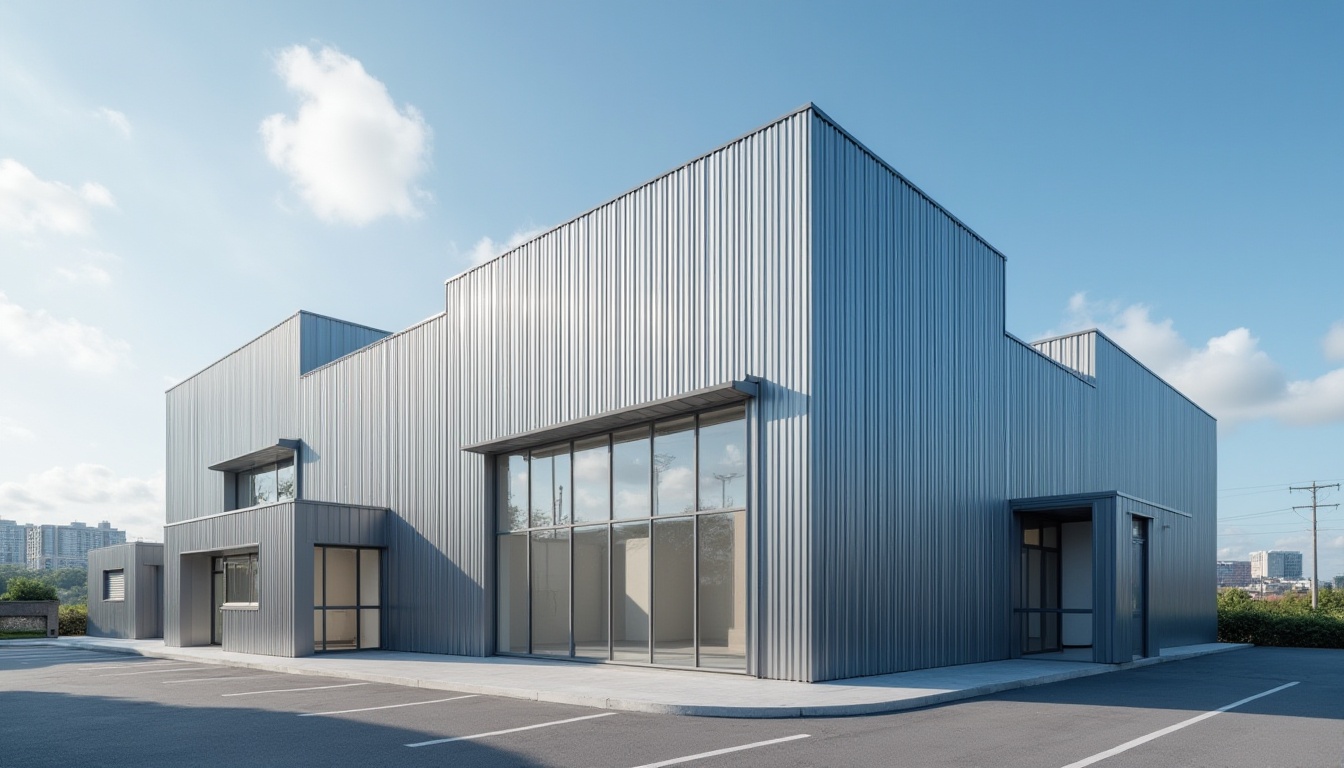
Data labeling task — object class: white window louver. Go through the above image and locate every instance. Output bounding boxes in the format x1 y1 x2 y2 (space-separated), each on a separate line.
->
103 569 125 601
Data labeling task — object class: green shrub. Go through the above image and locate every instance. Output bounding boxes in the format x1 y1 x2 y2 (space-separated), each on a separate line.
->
0 577 58 601
58 604 87 636
1218 607 1344 648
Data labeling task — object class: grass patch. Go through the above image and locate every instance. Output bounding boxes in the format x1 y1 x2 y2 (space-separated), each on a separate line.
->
0 630 47 640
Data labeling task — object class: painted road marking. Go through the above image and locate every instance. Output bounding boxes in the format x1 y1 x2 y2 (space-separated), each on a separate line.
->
1060 681 1300 768
97 665 200 677
223 682 369 697
299 694 478 716
628 734 812 768
163 675 282 684
406 712 618 747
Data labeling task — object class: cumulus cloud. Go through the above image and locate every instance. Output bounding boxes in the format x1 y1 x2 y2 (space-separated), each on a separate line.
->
56 263 112 284
95 107 132 138
1057 293 1344 427
0 159 116 235
0 291 130 374
260 44 431 225
0 464 164 541
1324 321 1344 363
468 228 544 267
0 417 34 441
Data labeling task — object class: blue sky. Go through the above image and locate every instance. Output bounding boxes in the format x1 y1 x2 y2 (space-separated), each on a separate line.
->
1 2 1341 577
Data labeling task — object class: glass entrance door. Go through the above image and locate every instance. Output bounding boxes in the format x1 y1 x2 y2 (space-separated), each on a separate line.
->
211 557 224 645
1020 520 1062 654
313 546 381 652
1130 517 1148 659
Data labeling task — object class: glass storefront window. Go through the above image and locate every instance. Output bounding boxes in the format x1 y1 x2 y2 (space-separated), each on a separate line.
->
572 436 610 523
612 427 651 519
496 406 749 671
697 406 746 511
313 546 381 653
500 454 529 531
653 418 695 516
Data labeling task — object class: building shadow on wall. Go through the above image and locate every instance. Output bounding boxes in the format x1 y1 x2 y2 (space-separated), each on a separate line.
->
381 515 489 655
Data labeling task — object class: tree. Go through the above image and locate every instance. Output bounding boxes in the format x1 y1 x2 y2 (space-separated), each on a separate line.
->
1 577 58 601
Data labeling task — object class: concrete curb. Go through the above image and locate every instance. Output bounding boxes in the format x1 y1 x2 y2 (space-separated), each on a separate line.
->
1 638 1253 718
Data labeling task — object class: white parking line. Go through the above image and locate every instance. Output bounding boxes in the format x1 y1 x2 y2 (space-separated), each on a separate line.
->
627 734 812 768
222 682 369 697
0 656 109 661
1060 681 1300 768
163 675 282 684
97 665 200 677
406 712 617 748
299 694 478 716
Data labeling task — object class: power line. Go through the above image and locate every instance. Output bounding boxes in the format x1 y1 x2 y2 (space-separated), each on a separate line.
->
1291 481 1340 610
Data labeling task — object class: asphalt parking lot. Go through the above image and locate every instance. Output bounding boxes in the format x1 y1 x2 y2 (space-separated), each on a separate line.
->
1 645 1341 767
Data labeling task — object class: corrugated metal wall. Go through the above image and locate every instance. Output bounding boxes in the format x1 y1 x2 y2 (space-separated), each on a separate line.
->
1008 332 1217 656
164 501 385 656
87 543 162 639
809 111 1012 681
163 105 1214 679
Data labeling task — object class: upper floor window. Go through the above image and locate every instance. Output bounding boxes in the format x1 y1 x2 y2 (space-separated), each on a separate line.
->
235 460 296 508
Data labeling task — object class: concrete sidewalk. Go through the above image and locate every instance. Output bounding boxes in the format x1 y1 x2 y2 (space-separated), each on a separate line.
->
2 637 1249 718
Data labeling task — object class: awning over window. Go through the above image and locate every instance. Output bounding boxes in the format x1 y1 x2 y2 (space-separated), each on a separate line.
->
207 439 300 473
462 379 759 455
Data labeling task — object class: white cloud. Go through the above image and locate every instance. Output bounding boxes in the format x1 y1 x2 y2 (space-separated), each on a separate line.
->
0 159 116 235
1324 321 1344 363
260 44 431 225
468 228 544 267
0 417 34 442
0 291 130 374
0 464 164 542
95 107 132 138
1057 293 1344 427
56 263 112 284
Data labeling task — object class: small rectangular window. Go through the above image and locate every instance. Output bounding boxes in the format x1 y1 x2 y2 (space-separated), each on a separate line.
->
223 553 258 605
103 569 125 601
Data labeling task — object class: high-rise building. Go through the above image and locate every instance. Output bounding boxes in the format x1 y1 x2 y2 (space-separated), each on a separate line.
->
0 519 32 565
1249 550 1303 580
1217 560 1252 587
25 521 127 570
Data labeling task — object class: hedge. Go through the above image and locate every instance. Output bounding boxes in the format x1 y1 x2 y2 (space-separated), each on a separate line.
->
1218 608 1344 649
58 604 87 636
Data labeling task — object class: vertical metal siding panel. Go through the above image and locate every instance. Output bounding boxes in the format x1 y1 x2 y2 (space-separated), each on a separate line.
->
1007 332 1216 653
809 114 1010 680
433 111 815 678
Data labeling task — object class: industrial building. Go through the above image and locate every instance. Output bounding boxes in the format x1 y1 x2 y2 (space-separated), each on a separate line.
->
161 105 1216 682
87 542 164 639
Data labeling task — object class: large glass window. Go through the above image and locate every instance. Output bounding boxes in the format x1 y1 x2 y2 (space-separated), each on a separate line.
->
496 405 748 671
234 459 296 509
313 546 381 652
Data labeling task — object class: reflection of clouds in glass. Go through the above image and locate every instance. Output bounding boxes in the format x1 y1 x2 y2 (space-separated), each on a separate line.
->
612 457 646 484
574 487 605 510
657 466 695 513
574 451 606 482
614 488 646 511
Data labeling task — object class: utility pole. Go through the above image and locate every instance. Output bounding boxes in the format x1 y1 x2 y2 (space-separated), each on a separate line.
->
1290 481 1340 609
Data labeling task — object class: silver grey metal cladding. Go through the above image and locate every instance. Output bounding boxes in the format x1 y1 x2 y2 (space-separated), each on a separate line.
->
1008 334 1217 654
438 110 816 678
87 542 163 639
809 112 1011 681
163 502 385 655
